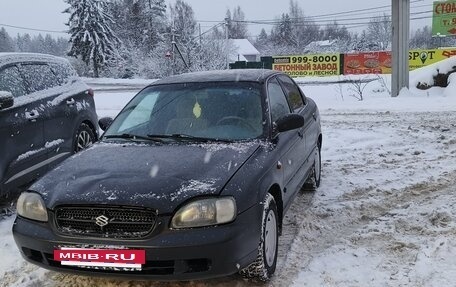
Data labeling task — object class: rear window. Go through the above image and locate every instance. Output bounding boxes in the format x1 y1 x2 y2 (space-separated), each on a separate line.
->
49 62 78 84
20 63 60 93
0 66 27 98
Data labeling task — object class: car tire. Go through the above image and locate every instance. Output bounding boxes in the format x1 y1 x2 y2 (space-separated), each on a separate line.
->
303 144 321 191
73 123 95 153
240 193 278 282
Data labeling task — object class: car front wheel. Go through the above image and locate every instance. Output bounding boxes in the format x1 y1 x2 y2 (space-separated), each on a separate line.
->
240 193 278 282
73 123 95 153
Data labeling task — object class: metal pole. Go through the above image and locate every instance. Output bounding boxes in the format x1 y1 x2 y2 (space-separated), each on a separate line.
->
392 0 410 97
225 17 229 69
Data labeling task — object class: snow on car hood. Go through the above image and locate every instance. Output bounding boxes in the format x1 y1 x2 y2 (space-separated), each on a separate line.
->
32 140 261 213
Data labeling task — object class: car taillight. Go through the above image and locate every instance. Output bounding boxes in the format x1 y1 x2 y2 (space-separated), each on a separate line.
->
87 88 94 97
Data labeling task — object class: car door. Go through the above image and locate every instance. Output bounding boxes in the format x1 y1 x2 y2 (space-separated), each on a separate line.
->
277 75 314 175
0 64 47 190
47 61 90 155
267 77 303 208
18 62 72 162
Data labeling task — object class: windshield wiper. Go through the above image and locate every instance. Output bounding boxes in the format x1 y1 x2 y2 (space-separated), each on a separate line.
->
104 133 163 142
147 134 233 143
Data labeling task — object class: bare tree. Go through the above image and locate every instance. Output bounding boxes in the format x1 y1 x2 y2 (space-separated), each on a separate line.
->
367 14 392 50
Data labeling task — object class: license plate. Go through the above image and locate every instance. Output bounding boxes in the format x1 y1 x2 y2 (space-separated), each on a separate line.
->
54 248 146 271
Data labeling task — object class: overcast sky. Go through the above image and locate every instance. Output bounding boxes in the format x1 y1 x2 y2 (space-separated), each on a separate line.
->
0 0 435 38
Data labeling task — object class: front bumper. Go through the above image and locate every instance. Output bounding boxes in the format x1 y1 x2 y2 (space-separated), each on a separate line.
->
12 204 262 281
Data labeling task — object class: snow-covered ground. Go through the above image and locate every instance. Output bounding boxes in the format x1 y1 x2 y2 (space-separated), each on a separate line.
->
2 61 456 286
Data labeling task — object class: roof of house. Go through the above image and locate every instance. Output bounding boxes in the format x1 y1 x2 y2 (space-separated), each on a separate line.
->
229 39 260 62
231 39 260 56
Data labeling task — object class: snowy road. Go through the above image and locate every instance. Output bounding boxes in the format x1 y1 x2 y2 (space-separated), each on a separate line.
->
2 79 456 286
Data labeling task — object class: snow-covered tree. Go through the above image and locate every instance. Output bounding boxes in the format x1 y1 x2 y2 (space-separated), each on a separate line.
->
255 28 269 49
267 0 321 54
170 0 197 71
226 6 248 39
271 14 293 46
110 0 166 52
0 28 15 52
322 21 351 42
288 0 320 48
367 14 392 50
64 0 121 77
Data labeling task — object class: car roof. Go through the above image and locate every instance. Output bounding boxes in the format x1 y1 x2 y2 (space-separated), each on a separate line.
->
0 52 69 67
152 69 282 85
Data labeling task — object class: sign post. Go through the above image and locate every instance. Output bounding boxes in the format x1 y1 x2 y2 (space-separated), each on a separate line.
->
392 0 410 97
432 0 456 36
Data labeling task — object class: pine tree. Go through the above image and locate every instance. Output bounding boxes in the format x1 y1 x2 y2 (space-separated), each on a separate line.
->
0 28 15 52
64 0 121 77
226 6 248 39
33 34 46 53
256 28 269 48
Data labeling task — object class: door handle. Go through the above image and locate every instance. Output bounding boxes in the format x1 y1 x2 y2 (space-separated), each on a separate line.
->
25 110 39 121
66 98 75 106
298 131 304 138
312 113 317 120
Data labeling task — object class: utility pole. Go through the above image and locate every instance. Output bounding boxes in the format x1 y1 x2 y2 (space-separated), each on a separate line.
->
392 0 410 97
171 21 176 75
225 17 230 69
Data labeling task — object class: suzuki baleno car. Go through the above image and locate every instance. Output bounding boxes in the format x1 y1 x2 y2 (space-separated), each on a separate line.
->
13 69 322 281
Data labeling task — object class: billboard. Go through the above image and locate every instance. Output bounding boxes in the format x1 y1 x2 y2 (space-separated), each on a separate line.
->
272 54 340 77
432 0 456 36
344 48 456 75
343 51 392 75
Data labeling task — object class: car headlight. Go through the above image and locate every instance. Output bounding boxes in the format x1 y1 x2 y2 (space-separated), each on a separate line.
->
171 197 237 229
16 192 48 222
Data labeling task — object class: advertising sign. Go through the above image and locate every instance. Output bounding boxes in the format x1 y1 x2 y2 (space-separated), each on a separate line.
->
432 0 456 36
409 48 456 69
272 54 340 77
344 48 456 75
343 51 392 75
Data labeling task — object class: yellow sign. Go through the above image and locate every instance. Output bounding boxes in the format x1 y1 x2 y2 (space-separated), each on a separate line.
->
409 48 456 70
272 54 340 78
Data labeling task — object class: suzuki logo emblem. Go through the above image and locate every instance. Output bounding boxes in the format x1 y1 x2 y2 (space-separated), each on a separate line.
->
95 215 110 227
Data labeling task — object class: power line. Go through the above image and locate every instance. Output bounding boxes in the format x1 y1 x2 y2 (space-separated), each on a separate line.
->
0 23 68 34
234 10 432 25
196 0 426 24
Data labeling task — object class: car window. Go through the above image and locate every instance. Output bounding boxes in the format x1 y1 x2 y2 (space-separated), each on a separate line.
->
105 82 264 141
49 62 78 84
118 91 159 132
20 64 60 93
277 75 305 111
268 78 291 123
0 66 27 98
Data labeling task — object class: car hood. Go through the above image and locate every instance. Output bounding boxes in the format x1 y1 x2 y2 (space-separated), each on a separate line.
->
32 140 260 214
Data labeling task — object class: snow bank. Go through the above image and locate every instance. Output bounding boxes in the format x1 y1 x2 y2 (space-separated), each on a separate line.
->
410 56 456 87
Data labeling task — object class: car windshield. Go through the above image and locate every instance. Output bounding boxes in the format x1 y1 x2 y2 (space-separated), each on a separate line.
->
104 82 265 142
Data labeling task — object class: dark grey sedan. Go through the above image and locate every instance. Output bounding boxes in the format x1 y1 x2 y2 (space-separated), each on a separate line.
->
13 69 322 281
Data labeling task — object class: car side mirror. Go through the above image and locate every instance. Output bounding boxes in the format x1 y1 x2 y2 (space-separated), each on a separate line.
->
0 91 14 110
99 117 113 131
275 114 304 133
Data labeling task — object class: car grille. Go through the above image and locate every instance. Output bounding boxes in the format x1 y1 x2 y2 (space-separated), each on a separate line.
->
54 207 156 239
